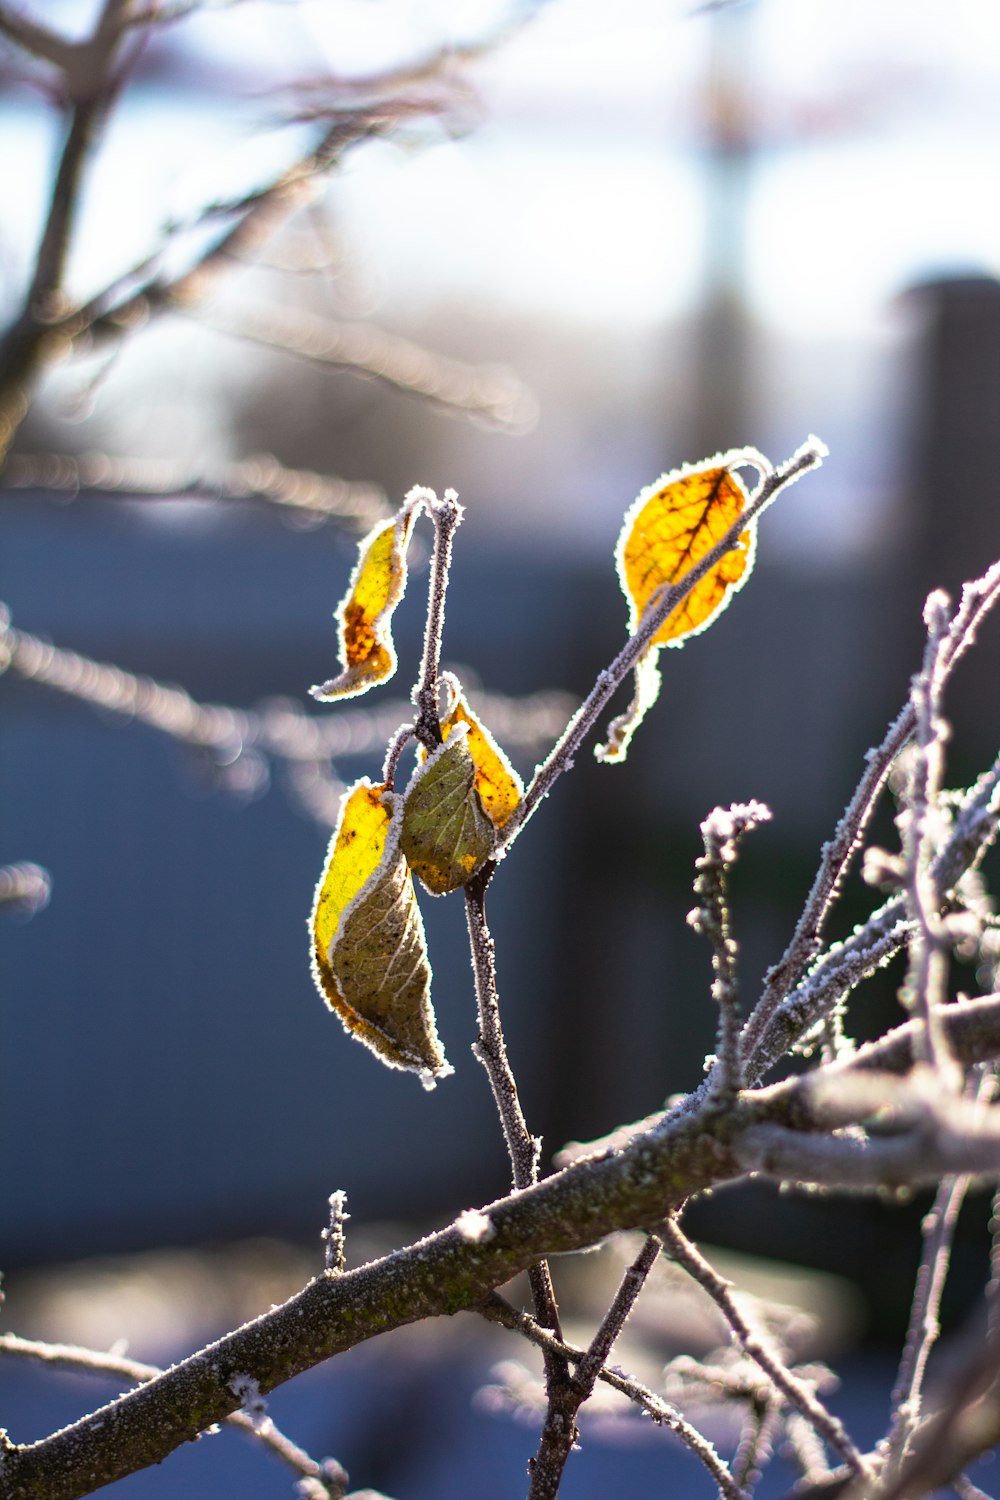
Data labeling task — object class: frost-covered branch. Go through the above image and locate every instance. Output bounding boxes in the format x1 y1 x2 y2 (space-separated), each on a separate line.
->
9 1066 1000 1499
691 800 772 1098
0 605 571 823
659 1217 871 1480
0 1333 349 1496
478 1292 748 1500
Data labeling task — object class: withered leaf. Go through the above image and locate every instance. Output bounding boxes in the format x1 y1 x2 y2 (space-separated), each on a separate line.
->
310 495 420 701
310 778 448 1078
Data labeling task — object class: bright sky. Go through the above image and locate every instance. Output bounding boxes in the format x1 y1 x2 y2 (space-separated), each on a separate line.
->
4 0 1000 333
4 0 1000 557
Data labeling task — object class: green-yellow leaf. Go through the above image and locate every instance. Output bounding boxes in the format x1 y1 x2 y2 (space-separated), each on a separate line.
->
399 728 495 896
310 778 449 1078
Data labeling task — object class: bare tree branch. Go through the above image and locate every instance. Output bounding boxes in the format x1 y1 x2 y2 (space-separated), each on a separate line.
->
0 2 76 70
659 1217 871 1480
1 450 389 531
478 1292 748 1500
199 301 538 430
0 1333 349 1497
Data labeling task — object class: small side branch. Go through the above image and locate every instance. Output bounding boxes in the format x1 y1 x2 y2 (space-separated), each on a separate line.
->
0 1333 349 1497
2 450 389 532
690 801 771 1098
463 869 570 1431
413 489 462 750
322 1190 350 1277
479 1293 748 1500
201 303 537 431
659 1217 871 1482
527 1234 662 1499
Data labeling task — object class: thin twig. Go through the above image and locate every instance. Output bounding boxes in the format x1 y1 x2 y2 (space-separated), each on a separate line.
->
0 1333 349 1496
659 1217 872 1481
742 700 916 1068
0 607 568 822
463 869 569 1420
506 438 826 848
901 591 962 1077
478 1293 748 1500
200 302 537 431
413 490 462 750
691 801 772 1098
527 1234 663 1499
883 1068 996 1477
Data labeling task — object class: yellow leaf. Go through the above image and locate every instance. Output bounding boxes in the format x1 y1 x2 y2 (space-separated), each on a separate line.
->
400 728 495 896
596 455 757 764
310 496 420 701
310 778 449 1078
439 692 523 832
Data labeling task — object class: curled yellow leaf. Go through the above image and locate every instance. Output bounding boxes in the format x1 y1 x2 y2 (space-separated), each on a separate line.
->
596 454 757 764
310 778 449 1079
310 495 420 701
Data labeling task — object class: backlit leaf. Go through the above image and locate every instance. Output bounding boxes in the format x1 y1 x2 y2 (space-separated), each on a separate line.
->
310 495 420 701
439 691 523 832
310 778 449 1078
596 454 757 764
400 728 495 896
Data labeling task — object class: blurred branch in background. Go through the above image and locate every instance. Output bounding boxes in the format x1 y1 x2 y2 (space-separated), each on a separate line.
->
0 602 574 822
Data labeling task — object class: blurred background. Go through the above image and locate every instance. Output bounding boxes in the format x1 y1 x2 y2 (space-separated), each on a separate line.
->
4 0 1000 1494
